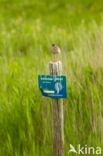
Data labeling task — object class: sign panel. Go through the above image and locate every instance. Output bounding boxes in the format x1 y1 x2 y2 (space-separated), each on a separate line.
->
38 75 67 99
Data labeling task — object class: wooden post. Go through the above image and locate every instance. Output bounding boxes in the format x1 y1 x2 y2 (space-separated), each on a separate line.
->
49 60 64 156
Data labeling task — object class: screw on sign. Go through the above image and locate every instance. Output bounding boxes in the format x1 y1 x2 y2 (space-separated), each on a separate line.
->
38 44 67 156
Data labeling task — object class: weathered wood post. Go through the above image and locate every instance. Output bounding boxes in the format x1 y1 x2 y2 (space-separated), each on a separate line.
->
38 44 66 156
49 44 64 156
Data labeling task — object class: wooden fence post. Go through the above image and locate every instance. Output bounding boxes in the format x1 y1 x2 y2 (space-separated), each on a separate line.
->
49 60 64 156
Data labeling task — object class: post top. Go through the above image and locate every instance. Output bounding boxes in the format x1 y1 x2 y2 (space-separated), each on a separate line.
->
49 60 62 64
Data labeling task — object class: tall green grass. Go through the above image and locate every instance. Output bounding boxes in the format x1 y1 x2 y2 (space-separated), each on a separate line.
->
0 19 103 155
0 0 103 155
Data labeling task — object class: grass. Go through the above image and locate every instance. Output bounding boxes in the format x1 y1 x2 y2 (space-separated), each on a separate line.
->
0 0 103 156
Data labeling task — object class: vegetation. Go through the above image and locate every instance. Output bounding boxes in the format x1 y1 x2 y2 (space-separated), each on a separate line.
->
0 0 103 155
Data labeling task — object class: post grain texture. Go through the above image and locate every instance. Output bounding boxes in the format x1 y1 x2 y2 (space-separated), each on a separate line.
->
49 61 64 156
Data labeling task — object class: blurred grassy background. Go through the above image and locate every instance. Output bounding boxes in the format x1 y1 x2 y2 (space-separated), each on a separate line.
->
0 0 103 156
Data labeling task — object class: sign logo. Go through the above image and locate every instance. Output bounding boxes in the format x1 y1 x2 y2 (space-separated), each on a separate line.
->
55 82 63 94
69 144 102 155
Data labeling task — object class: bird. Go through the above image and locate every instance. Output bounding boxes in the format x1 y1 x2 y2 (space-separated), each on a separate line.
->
51 44 61 54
